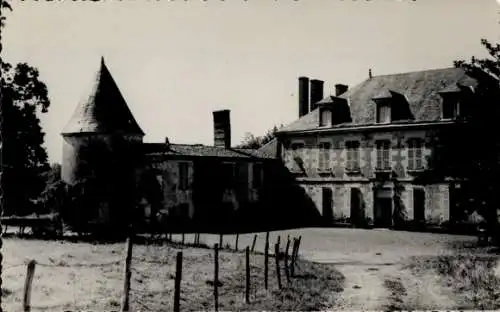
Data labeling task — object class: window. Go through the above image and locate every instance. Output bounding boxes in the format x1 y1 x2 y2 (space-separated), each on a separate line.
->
252 163 263 189
290 142 305 171
345 141 360 171
320 109 332 127
377 103 391 123
178 162 189 190
318 142 331 171
408 139 424 170
221 162 235 187
442 96 460 119
235 163 248 187
376 140 391 170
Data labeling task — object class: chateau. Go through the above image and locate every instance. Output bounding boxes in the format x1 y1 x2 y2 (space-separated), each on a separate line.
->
271 68 480 228
61 58 485 232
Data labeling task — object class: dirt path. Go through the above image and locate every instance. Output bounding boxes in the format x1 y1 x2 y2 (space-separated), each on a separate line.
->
328 261 458 310
334 264 389 310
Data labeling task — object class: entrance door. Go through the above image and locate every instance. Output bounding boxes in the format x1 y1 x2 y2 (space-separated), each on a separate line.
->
350 188 364 226
374 189 393 228
413 188 425 224
322 188 333 225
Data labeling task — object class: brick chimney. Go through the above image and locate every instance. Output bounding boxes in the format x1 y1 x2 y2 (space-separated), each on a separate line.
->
298 77 310 118
310 79 324 111
213 109 231 148
335 84 349 97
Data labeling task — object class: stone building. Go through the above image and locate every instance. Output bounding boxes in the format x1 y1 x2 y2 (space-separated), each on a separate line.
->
61 58 490 233
60 58 314 233
270 67 484 228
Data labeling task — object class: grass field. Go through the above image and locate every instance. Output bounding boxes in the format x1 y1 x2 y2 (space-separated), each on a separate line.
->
1 233 344 311
2 228 499 311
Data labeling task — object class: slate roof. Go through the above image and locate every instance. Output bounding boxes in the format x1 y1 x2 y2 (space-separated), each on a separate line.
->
255 138 279 159
62 57 145 136
280 67 479 133
142 140 279 160
143 143 271 159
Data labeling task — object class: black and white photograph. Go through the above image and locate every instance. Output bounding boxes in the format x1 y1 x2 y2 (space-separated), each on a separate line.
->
0 0 499 311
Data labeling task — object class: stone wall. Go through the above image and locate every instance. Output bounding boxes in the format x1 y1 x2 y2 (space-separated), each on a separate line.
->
280 128 451 226
146 158 263 219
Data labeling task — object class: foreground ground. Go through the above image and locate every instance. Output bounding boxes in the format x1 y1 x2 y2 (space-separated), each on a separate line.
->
2 228 500 311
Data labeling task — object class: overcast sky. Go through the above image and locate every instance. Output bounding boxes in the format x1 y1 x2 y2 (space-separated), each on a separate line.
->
2 0 499 164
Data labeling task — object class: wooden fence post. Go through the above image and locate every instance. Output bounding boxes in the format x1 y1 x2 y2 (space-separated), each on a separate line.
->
264 235 269 290
219 234 223 249
245 246 250 304
251 234 257 252
173 251 183 312
284 238 291 283
274 243 282 289
295 236 302 261
214 243 219 312
235 234 239 251
276 235 281 250
23 260 36 312
290 238 297 277
121 235 133 312
181 233 185 246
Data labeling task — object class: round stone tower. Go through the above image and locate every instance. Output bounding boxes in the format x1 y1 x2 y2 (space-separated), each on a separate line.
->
61 57 145 234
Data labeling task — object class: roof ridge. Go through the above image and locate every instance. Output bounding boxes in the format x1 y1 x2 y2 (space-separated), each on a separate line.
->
371 66 459 78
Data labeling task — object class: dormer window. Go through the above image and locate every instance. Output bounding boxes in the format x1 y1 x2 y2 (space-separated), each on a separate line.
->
442 96 459 119
320 108 332 127
316 96 352 127
377 102 391 124
439 83 473 120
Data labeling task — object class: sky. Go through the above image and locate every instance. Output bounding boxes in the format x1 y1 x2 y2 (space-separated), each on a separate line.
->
2 0 499 164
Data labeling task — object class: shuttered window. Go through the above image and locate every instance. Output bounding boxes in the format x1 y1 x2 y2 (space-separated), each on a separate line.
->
318 142 331 170
376 140 391 170
346 141 360 171
290 142 305 171
408 139 424 170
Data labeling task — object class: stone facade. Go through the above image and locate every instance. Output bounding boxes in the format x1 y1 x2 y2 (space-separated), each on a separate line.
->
278 128 450 226
142 158 263 220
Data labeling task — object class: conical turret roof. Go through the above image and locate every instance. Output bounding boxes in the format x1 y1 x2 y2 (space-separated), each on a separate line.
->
62 57 145 136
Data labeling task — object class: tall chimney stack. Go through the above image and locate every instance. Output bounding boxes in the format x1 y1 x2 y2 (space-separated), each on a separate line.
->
298 77 310 118
310 79 324 111
213 109 231 149
335 84 349 97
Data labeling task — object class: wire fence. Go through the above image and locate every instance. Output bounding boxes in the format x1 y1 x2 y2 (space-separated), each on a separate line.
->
1 231 304 312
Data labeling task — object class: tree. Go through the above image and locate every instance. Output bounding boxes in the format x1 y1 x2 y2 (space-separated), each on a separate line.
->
237 124 283 149
452 39 500 242
1 0 52 216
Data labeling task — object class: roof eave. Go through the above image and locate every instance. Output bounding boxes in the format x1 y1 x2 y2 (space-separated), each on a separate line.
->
277 120 461 136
